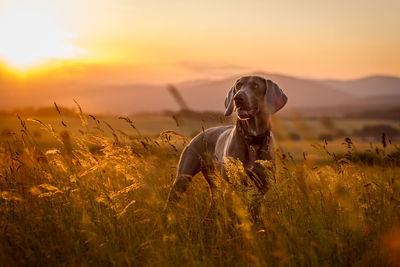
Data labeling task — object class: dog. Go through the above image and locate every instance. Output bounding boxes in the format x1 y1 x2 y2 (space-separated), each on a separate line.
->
165 75 288 221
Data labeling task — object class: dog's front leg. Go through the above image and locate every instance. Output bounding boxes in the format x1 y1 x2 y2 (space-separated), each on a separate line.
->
166 174 192 207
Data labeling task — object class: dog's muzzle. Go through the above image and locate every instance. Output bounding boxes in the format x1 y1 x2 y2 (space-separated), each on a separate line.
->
235 106 257 120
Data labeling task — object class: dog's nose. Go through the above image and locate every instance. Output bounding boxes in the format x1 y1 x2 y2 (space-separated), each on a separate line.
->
234 93 244 103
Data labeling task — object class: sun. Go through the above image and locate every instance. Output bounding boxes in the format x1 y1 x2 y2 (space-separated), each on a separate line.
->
0 4 85 70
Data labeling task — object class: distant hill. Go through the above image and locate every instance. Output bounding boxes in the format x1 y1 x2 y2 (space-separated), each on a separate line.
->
321 75 400 97
176 72 358 111
0 68 399 117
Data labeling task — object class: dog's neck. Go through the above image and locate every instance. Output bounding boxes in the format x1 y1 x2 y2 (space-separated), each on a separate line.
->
237 111 271 135
236 112 271 147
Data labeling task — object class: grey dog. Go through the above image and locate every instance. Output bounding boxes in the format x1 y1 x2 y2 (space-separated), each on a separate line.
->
165 75 288 219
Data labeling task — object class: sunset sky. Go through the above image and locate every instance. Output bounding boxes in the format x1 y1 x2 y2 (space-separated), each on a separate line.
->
0 0 399 84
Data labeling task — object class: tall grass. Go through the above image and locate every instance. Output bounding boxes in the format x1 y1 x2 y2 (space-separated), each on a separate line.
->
0 111 399 266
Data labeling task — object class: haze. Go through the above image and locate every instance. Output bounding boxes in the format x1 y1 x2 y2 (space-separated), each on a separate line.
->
1 0 399 82
0 0 399 113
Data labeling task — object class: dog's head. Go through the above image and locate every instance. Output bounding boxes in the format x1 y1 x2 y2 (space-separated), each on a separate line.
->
224 76 287 120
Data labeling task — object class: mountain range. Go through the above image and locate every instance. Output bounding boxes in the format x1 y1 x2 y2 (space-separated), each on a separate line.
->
1 70 399 117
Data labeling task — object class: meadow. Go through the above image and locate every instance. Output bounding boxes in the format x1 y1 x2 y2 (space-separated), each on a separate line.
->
0 108 399 266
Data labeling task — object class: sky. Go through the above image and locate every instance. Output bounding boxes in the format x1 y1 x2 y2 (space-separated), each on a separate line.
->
0 0 399 84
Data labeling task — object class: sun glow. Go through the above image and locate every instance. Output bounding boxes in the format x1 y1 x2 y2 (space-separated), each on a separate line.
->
0 4 85 70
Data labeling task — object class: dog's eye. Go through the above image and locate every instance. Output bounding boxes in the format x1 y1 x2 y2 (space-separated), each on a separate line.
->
236 82 242 89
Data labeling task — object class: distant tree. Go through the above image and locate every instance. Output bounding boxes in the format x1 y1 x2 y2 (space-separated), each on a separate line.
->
288 132 301 141
1 128 13 137
320 116 335 130
354 124 400 141
347 108 400 120
335 128 347 138
10 106 77 117
318 133 333 141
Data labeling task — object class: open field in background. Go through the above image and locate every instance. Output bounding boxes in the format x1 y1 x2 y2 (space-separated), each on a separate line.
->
1 111 399 160
0 108 400 266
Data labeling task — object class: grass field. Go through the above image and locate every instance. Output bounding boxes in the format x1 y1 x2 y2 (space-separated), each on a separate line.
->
0 110 400 266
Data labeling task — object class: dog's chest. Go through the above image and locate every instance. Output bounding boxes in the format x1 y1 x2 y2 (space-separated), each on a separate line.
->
219 139 273 192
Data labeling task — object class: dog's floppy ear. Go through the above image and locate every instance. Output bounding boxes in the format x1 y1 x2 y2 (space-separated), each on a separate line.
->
264 79 288 113
224 86 235 116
